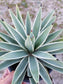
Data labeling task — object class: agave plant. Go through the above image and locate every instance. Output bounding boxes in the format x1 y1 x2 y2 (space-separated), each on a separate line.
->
0 6 63 84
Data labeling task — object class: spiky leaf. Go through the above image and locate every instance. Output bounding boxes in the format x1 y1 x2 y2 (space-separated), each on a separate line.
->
41 10 54 31
12 57 28 84
53 38 63 42
50 49 63 54
25 35 34 52
9 10 26 39
0 51 7 56
27 67 36 84
45 29 63 43
29 77 36 84
35 25 52 49
42 59 63 73
28 56 39 83
26 12 31 35
0 50 28 60
0 20 13 36
0 42 21 51
33 51 56 60
4 22 25 49
0 32 17 44
38 42 63 52
30 32 35 46
39 61 52 84
33 8 41 39
15 69 26 84
16 5 25 27
0 59 21 71
44 16 56 29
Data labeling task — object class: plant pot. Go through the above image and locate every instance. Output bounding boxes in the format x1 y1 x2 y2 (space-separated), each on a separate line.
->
8 55 56 82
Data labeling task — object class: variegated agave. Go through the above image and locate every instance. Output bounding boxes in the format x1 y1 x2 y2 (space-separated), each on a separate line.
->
0 6 63 84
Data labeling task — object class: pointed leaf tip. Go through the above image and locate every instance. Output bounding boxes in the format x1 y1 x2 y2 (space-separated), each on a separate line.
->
9 9 26 39
33 8 42 39
26 12 31 35
41 10 55 31
35 25 53 49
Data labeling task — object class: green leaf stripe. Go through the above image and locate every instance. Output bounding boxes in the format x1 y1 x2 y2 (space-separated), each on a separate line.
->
4 22 25 49
44 16 56 29
43 59 63 69
0 32 17 44
15 69 26 84
0 51 8 56
35 25 52 49
41 10 55 31
28 56 39 83
16 5 25 27
50 49 63 54
0 50 28 60
38 42 63 52
0 59 21 71
26 12 31 35
33 51 56 60
45 29 63 43
25 36 34 52
33 8 41 39
9 10 26 39
0 20 13 36
42 59 63 74
12 57 28 84
0 42 21 51
39 61 52 84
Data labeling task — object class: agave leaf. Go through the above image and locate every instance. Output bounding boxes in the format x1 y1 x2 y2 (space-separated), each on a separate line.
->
44 16 56 29
30 32 35 46
39 61 52 84
12 57 28 84
28 56 39 83
0 50 28 60
9 10 26 39
0 32 17 44
29 78 37 84
41 59 63 74
29 77 36 84
53 38 63 42
50 49 63 54
38 42 63 52
4 22 25 49
0 20 13 36
32 51 56 60
25 35 34 52
0 51 7 56
45 29 63 43
26 12 31 35
0 59 21 71
16 5 25 27
27 66 31 77
41 10 55 31
35 25 52 49
27 67 38 84
15 69 26 84
43 59 63 69
33 8 41 39
0 42 21 51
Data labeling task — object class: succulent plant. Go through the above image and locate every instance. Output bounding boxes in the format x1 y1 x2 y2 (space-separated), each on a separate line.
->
0 6 63 84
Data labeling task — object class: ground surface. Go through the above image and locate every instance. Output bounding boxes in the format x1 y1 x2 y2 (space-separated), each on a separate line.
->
0 0 63 84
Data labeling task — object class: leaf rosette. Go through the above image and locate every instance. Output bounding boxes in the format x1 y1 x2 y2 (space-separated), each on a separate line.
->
0 5 63 84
